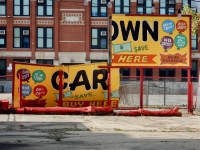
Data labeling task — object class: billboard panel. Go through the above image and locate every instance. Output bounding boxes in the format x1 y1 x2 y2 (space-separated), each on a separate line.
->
112 14 191 67
13 63 119 108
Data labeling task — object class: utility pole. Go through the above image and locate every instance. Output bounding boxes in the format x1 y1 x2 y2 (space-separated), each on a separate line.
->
107 15 112 106
108 15 112 66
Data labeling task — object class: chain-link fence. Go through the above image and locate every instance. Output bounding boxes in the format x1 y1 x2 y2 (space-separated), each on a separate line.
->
1 75 199 109
119 76 199 108
0 75 12 93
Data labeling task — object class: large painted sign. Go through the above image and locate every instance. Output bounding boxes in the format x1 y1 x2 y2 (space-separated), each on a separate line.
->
112 14 191 67
13 62 119 108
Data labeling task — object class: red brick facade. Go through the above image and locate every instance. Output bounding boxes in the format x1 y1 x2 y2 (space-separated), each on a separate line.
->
0 0 199 79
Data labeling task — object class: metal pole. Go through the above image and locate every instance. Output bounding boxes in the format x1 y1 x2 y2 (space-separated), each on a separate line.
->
164 80 166 105
147 80 149 106
107 68 111 106
108 15 112 66
107 15 112 106
190 83 193 114
59 70 63 107
140 68 143 109
187 68 192 114
19 69 22 108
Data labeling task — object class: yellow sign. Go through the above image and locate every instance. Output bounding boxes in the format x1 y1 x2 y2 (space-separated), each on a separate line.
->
13 62 119 108
112 14 191 67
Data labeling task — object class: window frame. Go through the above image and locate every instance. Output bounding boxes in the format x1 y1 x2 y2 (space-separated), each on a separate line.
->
114 0 130 14
192 34 198 50
37 0 53 16
160 0 175 15
91 28 107 49
181 60 198 82
13 59 30 63
137 0 153 14
0 27 6 48
159 68 175 77
136 68 153 77
182 1 199 50
0 0 6 16
13 27 30 48
120 68 130 76
37 27 53 48
13 0 30 16
36 59 54 65
0 59 6 77
182 0 196 9
91 0 107 17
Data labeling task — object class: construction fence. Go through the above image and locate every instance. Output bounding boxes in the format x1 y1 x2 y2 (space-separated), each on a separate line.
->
0 75 199 109
119 76 199 109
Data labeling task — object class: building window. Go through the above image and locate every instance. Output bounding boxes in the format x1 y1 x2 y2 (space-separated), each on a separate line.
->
13 59 30 63
37 0 53 16
36 59 53 65
137 68 153 77
0 27 6 48
137 0 153 14
0 59 6 76
192 34 198 50
0 0 6 16
13 0 30 16
182 1 198 50
160 0 175 14
13 27 30 48
91 0 107 17
120 68 130 76
182 0 196 9
159 68 175 77
37 28 53 48
91 28 107 49
136 68 153 80
114 0 130 14
182 60 198 82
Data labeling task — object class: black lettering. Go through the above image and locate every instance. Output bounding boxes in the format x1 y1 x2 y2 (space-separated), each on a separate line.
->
51 71 68 90
120 20 140 41
112 21 119 41
142 21 158 41
69 70 91 91
93 69 108 90
62 71 68 89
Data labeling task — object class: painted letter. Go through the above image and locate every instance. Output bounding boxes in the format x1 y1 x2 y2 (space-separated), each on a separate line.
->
142 21 158 41
112 21 119 41
93 69 108 90
51 71 68 90
69 70 91 91
120 20 140 41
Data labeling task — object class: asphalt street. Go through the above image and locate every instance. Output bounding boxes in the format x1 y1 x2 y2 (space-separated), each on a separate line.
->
0 112 200 150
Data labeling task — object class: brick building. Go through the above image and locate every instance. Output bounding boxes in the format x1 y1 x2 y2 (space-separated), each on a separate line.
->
0 0 199 80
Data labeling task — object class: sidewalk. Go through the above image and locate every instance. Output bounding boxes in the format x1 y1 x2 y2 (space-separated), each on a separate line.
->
1 110 200 150
1 109 200 132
